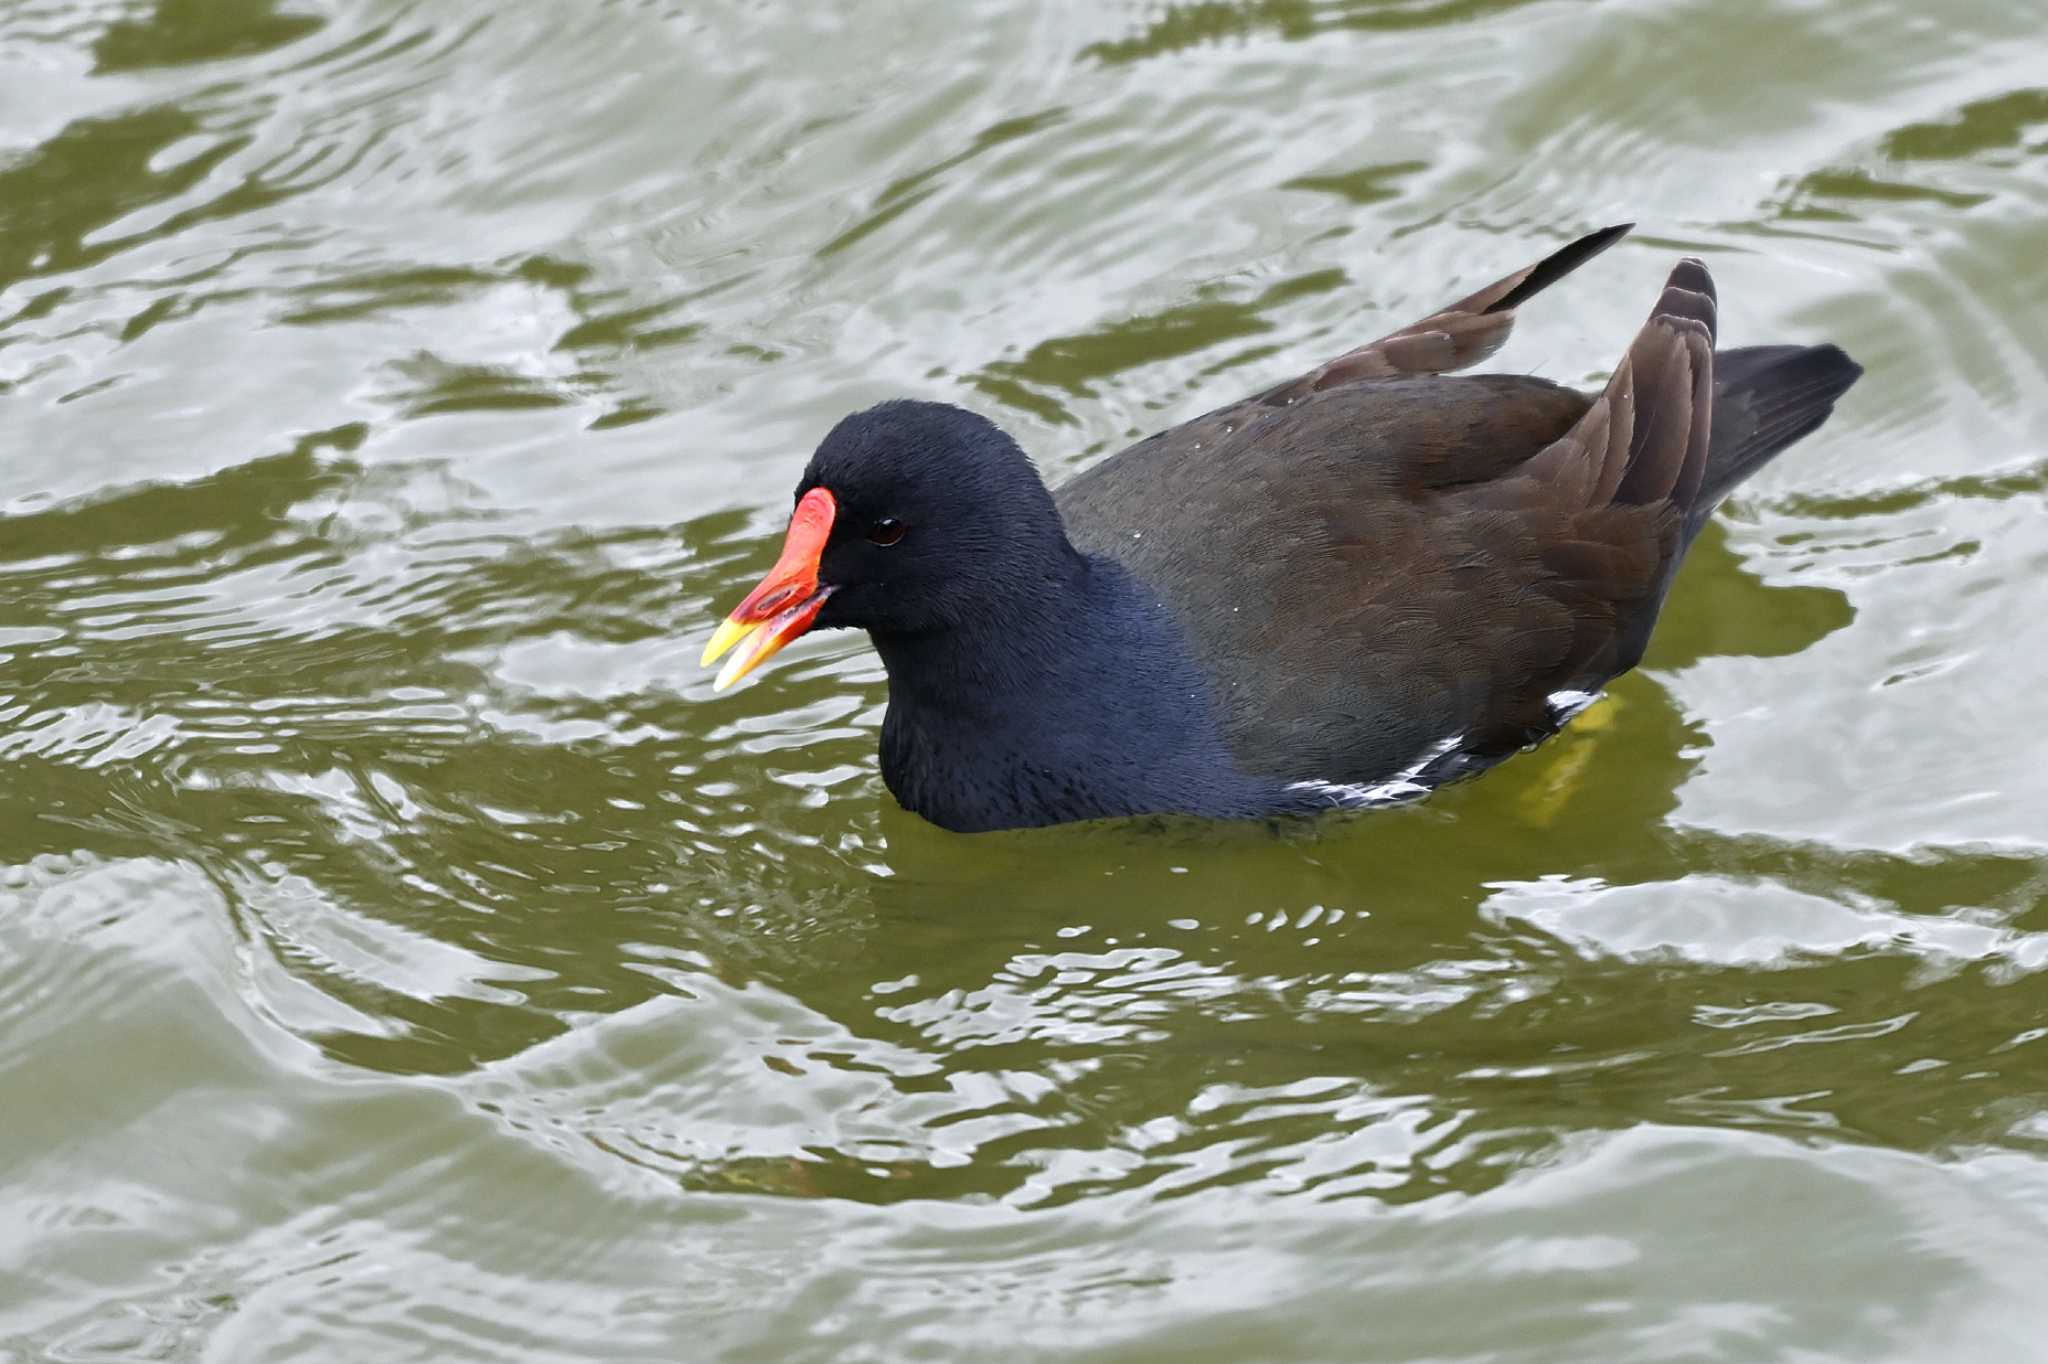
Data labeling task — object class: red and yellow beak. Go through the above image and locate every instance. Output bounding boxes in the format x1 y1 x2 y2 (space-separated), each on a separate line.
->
701 487 838 691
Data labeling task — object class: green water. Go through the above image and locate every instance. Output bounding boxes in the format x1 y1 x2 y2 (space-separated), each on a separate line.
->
4 0 2047 1358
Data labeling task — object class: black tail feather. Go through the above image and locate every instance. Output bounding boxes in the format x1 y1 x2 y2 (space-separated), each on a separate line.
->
1692 343 1863 531
1483 222 1634 316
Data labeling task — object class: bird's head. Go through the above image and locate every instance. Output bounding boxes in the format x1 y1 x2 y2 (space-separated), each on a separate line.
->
701 400 1070 688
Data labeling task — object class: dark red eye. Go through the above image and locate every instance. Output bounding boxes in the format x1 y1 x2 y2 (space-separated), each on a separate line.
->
867 518 906 546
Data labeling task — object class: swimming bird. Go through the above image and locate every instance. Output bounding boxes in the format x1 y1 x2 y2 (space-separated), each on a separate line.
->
701 225 1860 832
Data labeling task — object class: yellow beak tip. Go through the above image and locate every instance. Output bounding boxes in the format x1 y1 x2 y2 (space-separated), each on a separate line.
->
700 618 757 669
712 647 757 692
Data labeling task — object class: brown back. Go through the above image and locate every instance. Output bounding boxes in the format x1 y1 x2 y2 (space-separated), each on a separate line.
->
1056 229 1723 786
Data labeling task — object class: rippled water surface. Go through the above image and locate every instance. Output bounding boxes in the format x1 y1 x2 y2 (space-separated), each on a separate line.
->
5 0 2048 1358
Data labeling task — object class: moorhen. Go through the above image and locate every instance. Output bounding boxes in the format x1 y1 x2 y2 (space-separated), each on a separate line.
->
702 225 1860 832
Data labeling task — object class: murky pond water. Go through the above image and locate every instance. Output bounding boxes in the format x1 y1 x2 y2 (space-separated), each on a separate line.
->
5 0 2048 1358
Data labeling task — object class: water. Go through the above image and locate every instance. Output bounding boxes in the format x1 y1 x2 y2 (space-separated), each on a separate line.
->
4 0 2047 1358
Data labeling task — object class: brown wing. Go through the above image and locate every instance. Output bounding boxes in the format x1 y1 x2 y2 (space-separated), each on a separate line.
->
1249 221 1633 402
1083 223 1634 491
1458 257 1718 688
1057 249 1720 788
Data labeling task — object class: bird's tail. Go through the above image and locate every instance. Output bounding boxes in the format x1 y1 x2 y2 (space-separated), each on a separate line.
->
1692 343 1863 534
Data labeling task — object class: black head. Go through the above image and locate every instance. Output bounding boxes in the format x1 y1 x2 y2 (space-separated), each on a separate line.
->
700 399 1081 691
799 399 1074 636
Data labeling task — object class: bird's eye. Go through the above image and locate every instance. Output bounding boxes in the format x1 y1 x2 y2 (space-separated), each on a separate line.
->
866 518 906 546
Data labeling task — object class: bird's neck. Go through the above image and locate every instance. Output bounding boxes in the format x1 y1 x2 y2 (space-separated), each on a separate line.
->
869 552 1271 832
